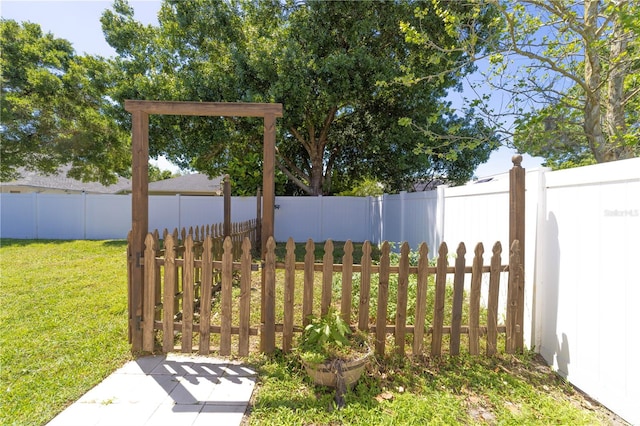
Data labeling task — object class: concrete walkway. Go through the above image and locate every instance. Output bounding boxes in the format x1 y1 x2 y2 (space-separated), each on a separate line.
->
46 354 257 426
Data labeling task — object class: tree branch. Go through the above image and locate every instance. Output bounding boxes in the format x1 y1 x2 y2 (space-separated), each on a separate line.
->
276 161 312 195
319 105 338 148
289 126 312 154
501 6 588 93
276 146 309 183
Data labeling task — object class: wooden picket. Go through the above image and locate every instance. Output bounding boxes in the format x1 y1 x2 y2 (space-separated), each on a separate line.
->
412 243 428 355
238 238 252 357
375 242 390 356
431 243 448 356
450 243 466 355
137 233 522 357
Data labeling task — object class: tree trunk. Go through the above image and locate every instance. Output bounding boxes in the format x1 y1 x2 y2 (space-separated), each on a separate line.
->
583 0 607 163
283 108 337 195
309 154 325 196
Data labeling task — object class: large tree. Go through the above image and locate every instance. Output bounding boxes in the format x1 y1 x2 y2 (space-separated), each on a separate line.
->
509 0 640 167
102 0 499 195
0 20 130 183
402 0 639 168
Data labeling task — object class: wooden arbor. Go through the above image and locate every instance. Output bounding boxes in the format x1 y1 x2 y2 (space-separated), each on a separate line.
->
125 100 283 352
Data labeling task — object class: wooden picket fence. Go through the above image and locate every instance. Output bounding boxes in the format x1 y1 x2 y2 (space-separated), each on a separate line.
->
135 233 524 357
126 219 259 345
154 219 259 258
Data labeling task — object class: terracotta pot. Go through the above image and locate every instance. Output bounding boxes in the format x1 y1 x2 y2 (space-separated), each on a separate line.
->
302 351 371 388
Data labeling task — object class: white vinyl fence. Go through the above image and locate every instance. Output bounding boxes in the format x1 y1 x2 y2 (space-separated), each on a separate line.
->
1 158 639 423
0 194 258 240
0 190 444 245
533 158 640 425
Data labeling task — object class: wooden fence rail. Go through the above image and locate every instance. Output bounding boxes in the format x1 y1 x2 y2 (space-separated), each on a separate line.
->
136 233 523 358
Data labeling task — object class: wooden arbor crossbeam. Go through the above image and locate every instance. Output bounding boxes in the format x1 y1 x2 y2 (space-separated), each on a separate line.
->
125 100 283 352
124 100 284 117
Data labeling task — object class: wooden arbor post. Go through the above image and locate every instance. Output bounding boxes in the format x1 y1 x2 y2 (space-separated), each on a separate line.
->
508 155 525 352
124 100 282 352
129 109 149 352
223 174 231 239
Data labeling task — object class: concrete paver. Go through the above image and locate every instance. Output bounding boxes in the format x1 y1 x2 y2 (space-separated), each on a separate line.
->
46 354 256 426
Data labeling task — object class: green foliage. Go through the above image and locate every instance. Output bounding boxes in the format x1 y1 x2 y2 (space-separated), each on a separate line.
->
101 0 499 195
0 20 130 184
148 163 177 182
297 309 370 365
301 310 351 350
409 0 640 167
507 0 640 166
337 179 384 197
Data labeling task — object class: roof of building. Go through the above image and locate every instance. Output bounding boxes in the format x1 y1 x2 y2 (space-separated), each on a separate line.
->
148 173 223 195
0 165 131 194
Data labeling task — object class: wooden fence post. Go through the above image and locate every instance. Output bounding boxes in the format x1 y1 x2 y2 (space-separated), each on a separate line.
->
256 188 262 254
130 109 149 353
223 175 231 239
262 114 276 257
509 155 525 351
126 231 133 344
506 240 522 353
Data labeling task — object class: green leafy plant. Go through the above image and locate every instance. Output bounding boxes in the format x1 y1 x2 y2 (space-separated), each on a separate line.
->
298 309 370 365
297 309 373 409
302 310 351 347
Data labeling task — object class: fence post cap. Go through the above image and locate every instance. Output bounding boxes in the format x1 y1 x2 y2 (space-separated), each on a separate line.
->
512 155 523 167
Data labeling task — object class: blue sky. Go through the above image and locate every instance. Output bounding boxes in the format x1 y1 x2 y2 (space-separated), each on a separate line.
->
1 0 544 177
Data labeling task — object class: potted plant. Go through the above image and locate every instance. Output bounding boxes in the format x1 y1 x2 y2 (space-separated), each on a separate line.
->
297 309 372 407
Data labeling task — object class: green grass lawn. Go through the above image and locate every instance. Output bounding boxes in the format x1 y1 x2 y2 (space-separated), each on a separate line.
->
0 239 619 425
247 350 616 425
0 239 133 426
